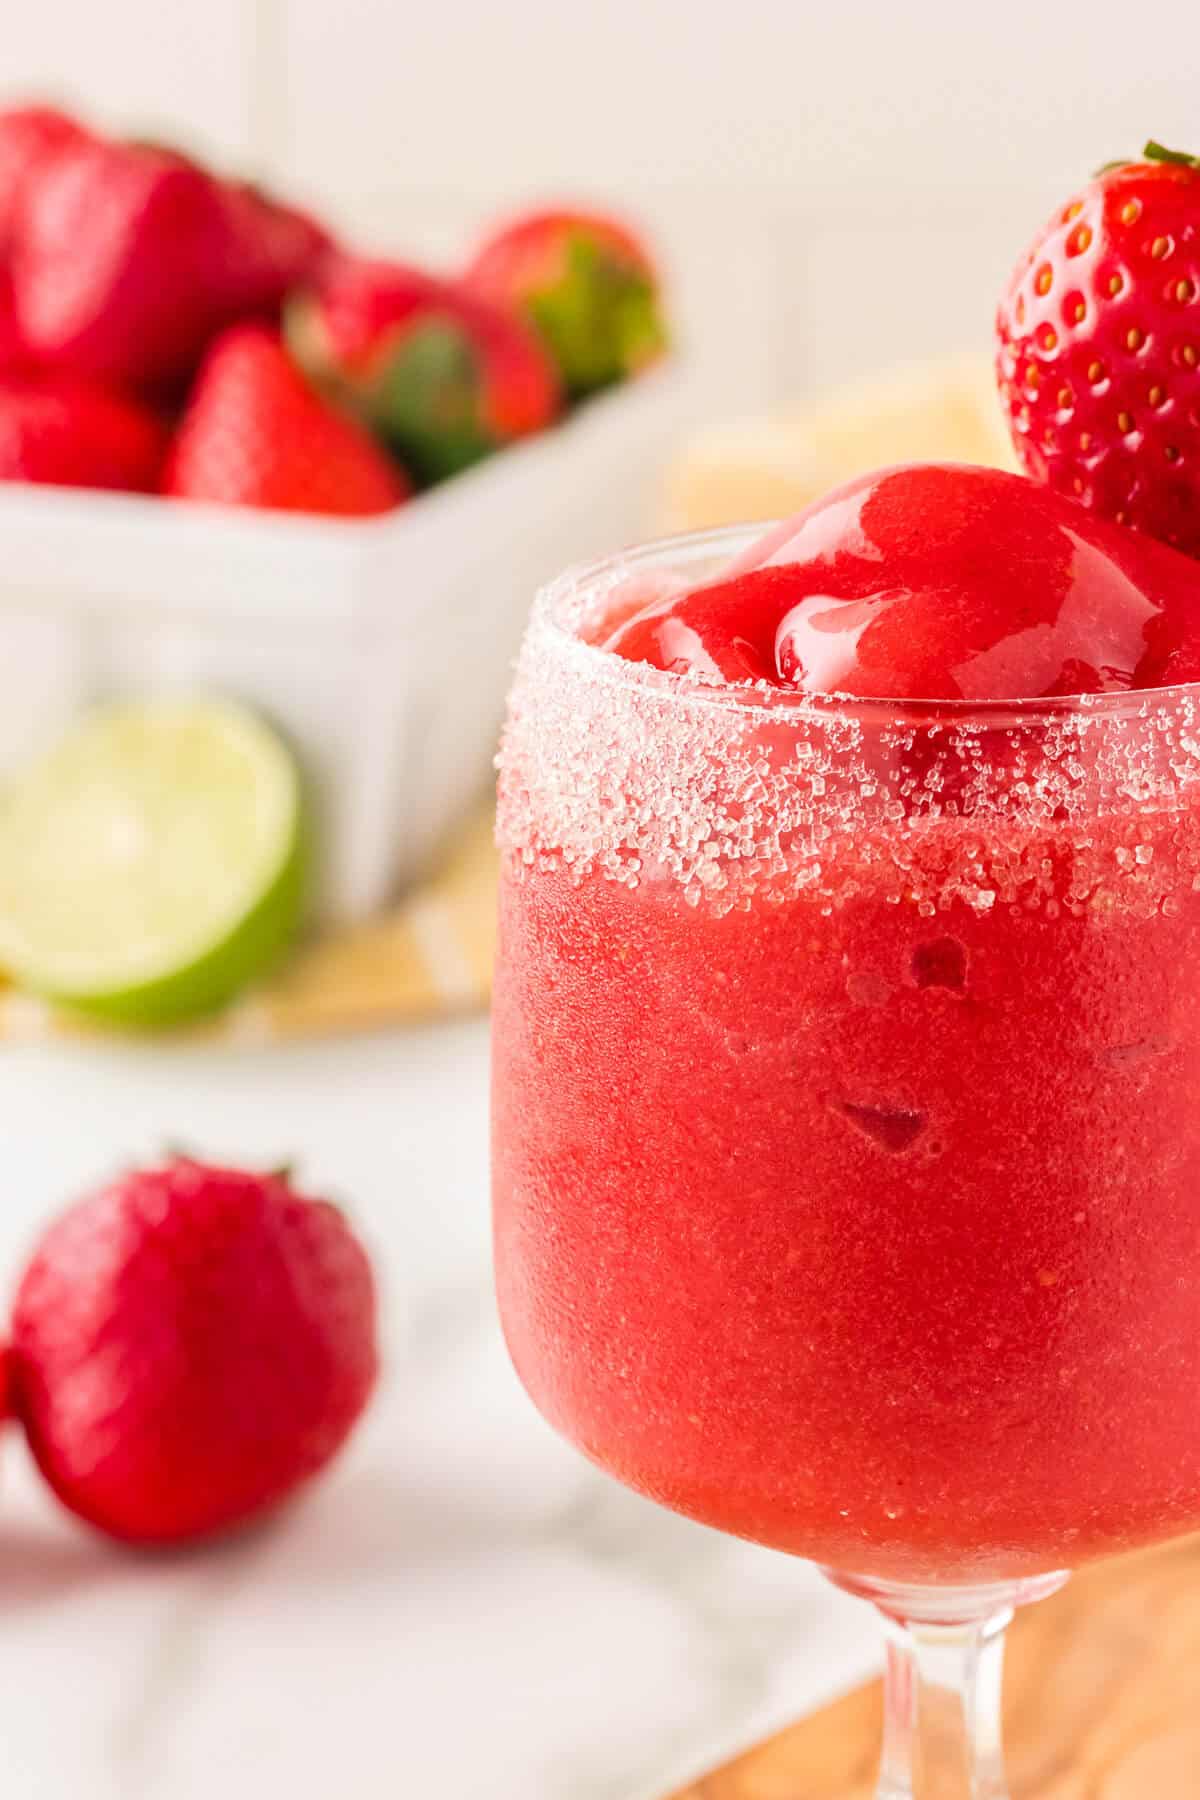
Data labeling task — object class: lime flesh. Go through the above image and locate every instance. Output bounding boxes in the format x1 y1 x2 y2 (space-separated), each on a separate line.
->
0 700 306 1026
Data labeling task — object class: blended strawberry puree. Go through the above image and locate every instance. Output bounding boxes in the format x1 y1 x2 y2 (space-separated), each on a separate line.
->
492 465 1200 1584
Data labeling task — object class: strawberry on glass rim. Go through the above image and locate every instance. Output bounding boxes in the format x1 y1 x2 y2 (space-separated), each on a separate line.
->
997 140 1200 559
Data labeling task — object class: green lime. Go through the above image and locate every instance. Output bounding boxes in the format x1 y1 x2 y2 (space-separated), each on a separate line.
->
0 699 306 1027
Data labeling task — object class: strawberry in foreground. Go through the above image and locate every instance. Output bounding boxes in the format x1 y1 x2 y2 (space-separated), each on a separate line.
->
12 135 331 393
163 325 409 516
0 103 89 252
10 1158 378 1544
0 374 167 491
289 258 561 483
466 207 667 397
997 140 1200 558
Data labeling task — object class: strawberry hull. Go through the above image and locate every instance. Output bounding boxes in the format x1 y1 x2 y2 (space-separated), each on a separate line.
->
289 259 561 484
467 208 667 397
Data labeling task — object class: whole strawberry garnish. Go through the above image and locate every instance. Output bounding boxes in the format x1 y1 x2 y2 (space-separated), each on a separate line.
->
10 1157 378 1544
0 104 89 252
0 374 167 491
466 207 667 398
163 324 409 517
997 141 1200 557
288 258 561 483
12 138 332 395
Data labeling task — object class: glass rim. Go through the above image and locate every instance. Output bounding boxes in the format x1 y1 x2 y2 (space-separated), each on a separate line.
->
535 519 1200 728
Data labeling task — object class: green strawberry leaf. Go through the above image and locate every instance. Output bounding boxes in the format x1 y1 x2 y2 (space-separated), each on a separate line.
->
1093 143 1200 177
371 321 495 484
1143 139 1200 170
528 236 667 399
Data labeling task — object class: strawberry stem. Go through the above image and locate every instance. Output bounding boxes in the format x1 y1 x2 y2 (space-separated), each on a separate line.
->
1143 139 1200 170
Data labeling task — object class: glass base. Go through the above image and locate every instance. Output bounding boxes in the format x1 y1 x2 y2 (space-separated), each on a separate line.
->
820 1566 1070 1798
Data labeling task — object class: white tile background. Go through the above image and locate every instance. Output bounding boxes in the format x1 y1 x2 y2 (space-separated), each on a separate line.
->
3 1 1198 413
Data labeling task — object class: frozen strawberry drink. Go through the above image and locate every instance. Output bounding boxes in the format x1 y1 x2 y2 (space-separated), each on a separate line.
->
492 464 1200 1796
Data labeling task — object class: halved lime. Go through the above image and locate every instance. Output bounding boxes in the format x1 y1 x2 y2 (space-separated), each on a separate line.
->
0 699 306 1027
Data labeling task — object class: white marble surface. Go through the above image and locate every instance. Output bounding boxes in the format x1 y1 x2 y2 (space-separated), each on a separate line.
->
0 1018 878 1798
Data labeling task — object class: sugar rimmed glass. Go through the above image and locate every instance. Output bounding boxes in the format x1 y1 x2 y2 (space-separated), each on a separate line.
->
492 524 1200 1798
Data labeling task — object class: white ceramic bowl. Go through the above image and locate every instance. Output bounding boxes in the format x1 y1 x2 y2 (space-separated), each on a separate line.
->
0 368 693 920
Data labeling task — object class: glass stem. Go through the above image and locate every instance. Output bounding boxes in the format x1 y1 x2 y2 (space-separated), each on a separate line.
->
876 1607 1010 1799
823 1569 1067 1800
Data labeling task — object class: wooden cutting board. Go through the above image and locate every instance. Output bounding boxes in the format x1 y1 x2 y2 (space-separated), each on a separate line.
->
668 1535 1200 1798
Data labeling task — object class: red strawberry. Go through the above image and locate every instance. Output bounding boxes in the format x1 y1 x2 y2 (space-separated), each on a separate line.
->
0 374 167 492
466 207 667 397
12 137 331 394
220 178 335 306
10 1158 378 1545
0 268 31 374
0 104 89 252
997 140 1200 558
288 257 561 483
163 324 409 517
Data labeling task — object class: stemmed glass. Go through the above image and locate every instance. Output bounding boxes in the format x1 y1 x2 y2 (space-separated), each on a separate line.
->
492 525 1200 1797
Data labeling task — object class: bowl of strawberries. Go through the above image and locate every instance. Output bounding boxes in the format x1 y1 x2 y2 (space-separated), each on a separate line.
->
0 105 684 920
